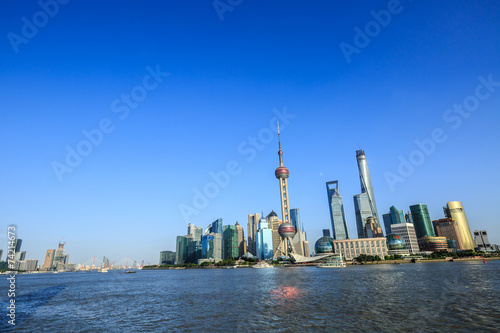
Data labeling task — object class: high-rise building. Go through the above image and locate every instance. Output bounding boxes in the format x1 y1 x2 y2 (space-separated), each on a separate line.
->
322 229 331 237
255 217 273 260
326 181 350 240
354 193 374 238
223 225 239 259
53 241 69 270
235 221 246 257
473 230 492 252
267 211 282 256
202 233 222 262
14 251 26 262
211 218 223 235
42 249 55 271
13 239 22 253
405 212 413 224
160 251 176 265
0 249 3 261
390 206 406 225
364 217 383 238
382 213 392 236
354 150 381 231
432 218 464 250
26 259 38 272
247 213 261 256
187 240 202 263
175 235 191 265
187 223 203 242
290 208 301 232
390 223 419 254
444 201 474 250
410 204 435 239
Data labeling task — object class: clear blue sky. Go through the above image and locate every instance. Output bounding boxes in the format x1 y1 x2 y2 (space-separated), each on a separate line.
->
1 0 499 265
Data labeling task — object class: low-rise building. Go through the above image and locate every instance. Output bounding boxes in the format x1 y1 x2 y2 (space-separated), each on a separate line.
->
333 237 388 261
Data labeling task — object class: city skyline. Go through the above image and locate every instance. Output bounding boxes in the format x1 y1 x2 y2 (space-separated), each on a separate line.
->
1 1 500 264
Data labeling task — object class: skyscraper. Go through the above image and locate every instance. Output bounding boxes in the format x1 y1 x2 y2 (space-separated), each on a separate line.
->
410 204 435 239
326 181 350 240
175 235 191 264
432 218 464 250
390 206 406 225
290 208 301 232
42 249 55 271
255 216 273 260
382 213 392 236
354 193 373 238
235 221 246 257
354 150 381 232
223 225 239 259
187 223 203 242
247 213 261 256
159 251 176 265
211 218 223 235
444 201 474 250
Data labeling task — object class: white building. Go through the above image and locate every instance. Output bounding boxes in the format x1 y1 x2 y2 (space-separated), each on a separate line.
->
333 237 388 261
390 223 419 254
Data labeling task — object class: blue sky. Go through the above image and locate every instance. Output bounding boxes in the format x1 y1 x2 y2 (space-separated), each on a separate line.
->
1 0 499 265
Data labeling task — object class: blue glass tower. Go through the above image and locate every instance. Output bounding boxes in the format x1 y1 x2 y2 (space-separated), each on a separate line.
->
211 218 223 235
326 181 349 240
255 217 273 260
290 208 301 232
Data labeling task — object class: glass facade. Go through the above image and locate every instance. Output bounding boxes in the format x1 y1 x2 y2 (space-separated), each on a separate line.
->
175 235 190 264
326 181 349 240
223 225 239 259
255 218 273 260
390 206 405 225
354 193 373 238
212 218 223 235
290 208 301 232
160 251 176 265
410 204 435 239
444 201 475 250
355 150 381 228
382 213 392 236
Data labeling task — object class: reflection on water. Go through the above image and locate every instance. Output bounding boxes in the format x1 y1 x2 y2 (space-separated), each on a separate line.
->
1 261 499 332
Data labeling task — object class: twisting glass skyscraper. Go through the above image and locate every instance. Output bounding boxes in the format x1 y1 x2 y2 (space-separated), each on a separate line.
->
326 181 349 240
354 150 381 237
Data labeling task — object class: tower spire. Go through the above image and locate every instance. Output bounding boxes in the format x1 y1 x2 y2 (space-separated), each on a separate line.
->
277 121 283 166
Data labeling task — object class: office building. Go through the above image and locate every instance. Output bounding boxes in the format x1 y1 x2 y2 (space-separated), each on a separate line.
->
223 225 239 259
159 251 176 265
187 240 202 263
410 204 435 239
202 233 222 262
14 251 26 262
332 237 388 261
323 229 331 237
235 221 246 257
266 211 283 257
187 223 204 242
382 213 392 236
0 249 3 261
473 230 492 252
354 193 373 238
26 259 38 272
405 212 413 224
211 218 223 235
354 150 381 232
433 218 464 250
326 181 350 240
390 223 419 254
290 208 301 232
14 239 22 253
247 213 261 256
255 216 273 260
175 235 191 265
390 206 406 225
42 249 56 270
53 241 69 270
444 201 474 250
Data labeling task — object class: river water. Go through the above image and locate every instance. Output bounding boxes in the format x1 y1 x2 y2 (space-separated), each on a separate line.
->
1 260 499 332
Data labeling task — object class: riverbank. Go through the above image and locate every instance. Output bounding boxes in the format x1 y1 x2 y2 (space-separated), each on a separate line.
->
348 257 500 265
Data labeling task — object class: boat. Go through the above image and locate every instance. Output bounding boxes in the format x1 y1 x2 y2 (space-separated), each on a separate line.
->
99 268 109 273
124 270 136 273
317 254 346 268
253 261 273 269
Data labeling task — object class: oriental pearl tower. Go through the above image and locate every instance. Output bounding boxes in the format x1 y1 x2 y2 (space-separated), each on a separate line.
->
274 121 296 258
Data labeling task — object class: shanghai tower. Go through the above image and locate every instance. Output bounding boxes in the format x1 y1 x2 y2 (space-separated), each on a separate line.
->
354 150 381 237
